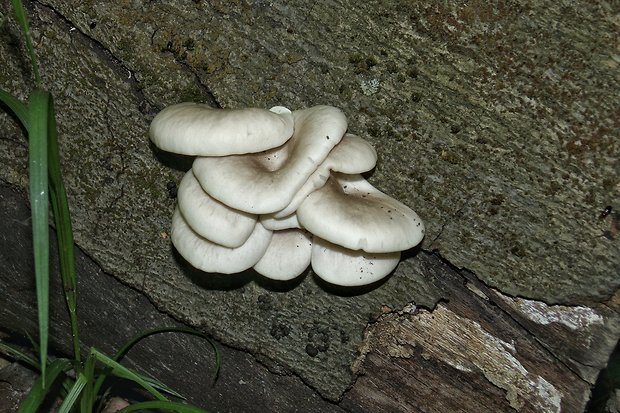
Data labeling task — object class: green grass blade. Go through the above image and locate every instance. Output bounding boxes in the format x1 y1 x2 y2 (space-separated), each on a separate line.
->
79 349 98 412
92 367 184 413
134 372 185 399
93 327 220 399
27 89 50 386
57 373 88 413
0 341 39 370
90 348 168 402
46 96 80 365
113 327 220 381
17 358 73 413
0 88 29 129
117 400 210 413
10 0 41 87
24 331 41 355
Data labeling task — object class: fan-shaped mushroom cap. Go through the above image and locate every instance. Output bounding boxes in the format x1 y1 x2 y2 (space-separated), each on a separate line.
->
271 133 377 218
171 208 272 273
311 237 400 286
192 105 347 214
177 170 257 248
253 229 313 281
297 173 425 253
149 103 294 156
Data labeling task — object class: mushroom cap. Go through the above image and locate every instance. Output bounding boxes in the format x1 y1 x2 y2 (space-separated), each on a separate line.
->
253 229 312 281
192 105 347 214
311 236 400 286
297 173 425 253
260 213 301 230
177 170 257 248
271 133 377 218
149 103 294 156
171 208 272 273
320 133 377 175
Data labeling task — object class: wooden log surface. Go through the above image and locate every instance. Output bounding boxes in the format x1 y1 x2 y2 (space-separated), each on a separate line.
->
2 184 619 412
0 184 342 412
343 263 620 412
1 1 619 411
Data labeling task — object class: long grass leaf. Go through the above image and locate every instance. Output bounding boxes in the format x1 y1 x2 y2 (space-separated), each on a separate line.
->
10 0 41 86
57 373 88 413
117 400 210 413
79 349 98 412
27 89 50 386
0 341 39 370
0 88 29 129
17 358 72 413
93 327 219 399
90 348 168 402
139 374 185 399
46 96 80 365
114 327 220 381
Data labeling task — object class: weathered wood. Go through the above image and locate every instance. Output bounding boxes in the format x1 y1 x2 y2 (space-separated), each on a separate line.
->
1 162 618 412
0 0 618 409
0 184 342 412
342 260 620 412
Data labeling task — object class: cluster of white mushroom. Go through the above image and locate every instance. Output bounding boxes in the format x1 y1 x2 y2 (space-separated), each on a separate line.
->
149 104 424 286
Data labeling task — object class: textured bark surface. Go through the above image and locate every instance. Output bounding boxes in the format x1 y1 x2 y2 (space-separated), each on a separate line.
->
0 184 342 412
2 183 619 412
0 0 618 409
343 266 620 413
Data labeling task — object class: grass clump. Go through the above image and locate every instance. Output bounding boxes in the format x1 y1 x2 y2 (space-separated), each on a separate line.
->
0 1 218 411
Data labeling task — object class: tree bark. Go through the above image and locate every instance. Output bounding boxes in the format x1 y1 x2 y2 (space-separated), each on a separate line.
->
1 1 618 411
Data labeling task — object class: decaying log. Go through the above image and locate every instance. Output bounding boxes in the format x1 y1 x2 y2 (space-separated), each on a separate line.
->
342 259 620 412
0 184 342 412
0 1 618 411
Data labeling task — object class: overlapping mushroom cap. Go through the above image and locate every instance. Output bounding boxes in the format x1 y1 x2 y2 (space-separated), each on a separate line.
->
297 173 424 253
149 103 425 287
150 103 294 156
192 105 347 214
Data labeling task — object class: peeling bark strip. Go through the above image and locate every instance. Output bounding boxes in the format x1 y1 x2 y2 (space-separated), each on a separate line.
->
499 297 604 331
343 262 619 413
489 288 620 385
353 305 565 412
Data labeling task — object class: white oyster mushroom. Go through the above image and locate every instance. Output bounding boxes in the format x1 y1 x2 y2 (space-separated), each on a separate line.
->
171 208 272 274
150 102 425 287
149 103 293 156
177 170 257 248
297 173 425 253
254 229 313 281
272 133 377 218
192 105 347 214
311 237 401 286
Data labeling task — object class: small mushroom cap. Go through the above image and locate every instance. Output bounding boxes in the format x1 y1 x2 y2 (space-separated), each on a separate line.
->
253 229 312 281
193 105 347 214
177 170 257 248
149 103 294 156
320 133 377 174
311 236 400 286
260 213 301 230
171 208 272 274
272 133 377 218
297 173 425 253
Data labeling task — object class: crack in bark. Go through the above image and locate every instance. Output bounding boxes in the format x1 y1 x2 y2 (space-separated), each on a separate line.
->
427 193 474 251
468 275 594 385
35 0 219 111
31 2 150 121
